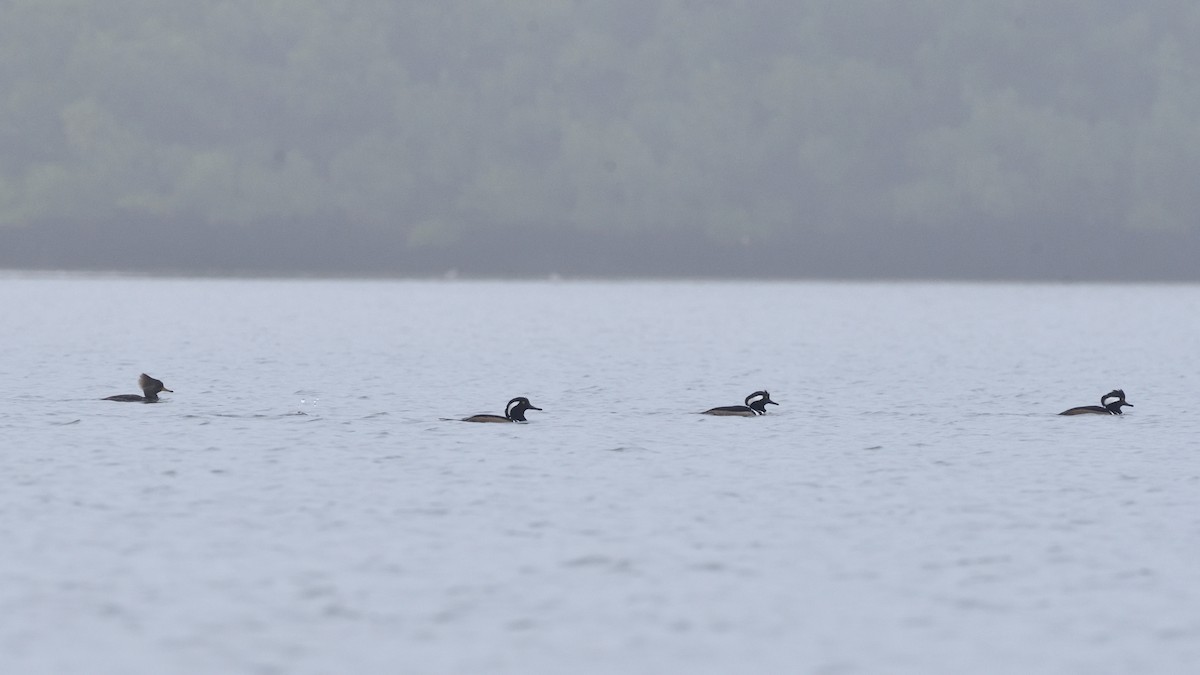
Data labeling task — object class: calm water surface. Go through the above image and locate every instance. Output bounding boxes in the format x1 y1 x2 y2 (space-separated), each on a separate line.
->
2 276 1199 674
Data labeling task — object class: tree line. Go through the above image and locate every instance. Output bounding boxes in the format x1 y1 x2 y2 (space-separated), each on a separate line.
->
2 0 1199 278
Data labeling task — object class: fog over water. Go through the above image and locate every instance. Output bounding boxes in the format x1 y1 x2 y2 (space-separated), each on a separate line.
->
2 2 1200 279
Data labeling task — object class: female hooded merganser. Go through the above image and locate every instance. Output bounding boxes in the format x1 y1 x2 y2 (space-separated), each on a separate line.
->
1059 389 1132 416
103 373 173 403
462 396 542 423
702 390 778 417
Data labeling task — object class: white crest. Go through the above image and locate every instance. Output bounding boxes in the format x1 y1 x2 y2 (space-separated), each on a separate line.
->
505 398 523 417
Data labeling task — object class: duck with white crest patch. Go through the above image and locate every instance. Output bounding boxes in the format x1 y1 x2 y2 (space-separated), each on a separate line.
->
1059 389 1133 416
459 396 543 423
701 390 778 417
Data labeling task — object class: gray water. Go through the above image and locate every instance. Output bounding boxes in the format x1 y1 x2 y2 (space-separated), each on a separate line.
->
3 276 1199 674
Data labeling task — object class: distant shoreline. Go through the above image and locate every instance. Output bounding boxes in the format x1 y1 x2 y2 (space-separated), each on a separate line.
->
3 218 1199 282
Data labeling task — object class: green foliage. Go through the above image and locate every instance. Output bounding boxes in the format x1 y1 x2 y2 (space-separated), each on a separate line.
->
1 0 1199 241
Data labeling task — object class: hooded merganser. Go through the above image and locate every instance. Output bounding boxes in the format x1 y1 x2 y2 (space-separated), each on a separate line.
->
701 390 778 417
462 396 542 423
103 373 173 403
1059 389 1132 416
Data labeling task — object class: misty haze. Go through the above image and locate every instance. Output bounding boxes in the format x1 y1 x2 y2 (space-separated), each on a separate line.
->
2 1 1199 279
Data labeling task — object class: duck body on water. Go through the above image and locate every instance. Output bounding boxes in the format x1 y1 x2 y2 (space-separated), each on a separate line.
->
461 397 542 423
701 391 779 417
103 374 173 403
1059 389 1133 416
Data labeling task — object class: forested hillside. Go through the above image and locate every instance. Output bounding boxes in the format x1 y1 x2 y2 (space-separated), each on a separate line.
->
3 1 1199 278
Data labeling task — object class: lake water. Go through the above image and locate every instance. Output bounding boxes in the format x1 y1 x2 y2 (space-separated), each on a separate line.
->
2 275 1199 674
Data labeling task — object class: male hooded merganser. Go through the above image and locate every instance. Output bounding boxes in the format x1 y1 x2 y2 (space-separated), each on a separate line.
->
462 396 542 423
1059 389 1132 416
701 390 778 417
103 373 173 403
